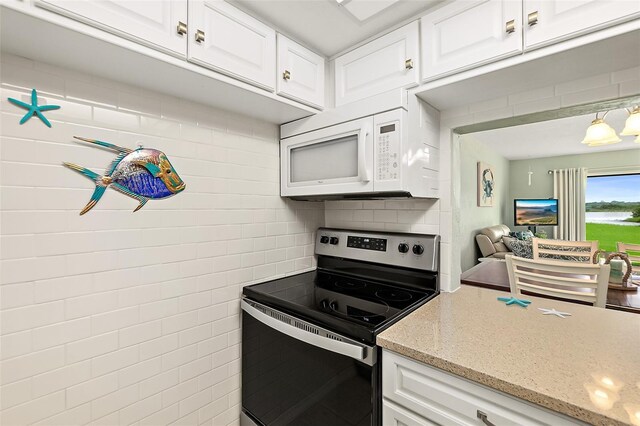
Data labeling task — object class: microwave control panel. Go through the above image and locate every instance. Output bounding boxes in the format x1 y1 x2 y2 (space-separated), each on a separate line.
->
376 121 400 182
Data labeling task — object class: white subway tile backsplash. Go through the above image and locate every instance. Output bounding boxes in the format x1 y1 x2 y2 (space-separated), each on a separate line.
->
1 51 317 425
0 390 66 425
66 332 119 364
33 402 92 426
141 369 180 400
91 346 139 377
90 384 139 420
0 379 33 410
65 372 118 408
118 394 163 425
32 361 91 399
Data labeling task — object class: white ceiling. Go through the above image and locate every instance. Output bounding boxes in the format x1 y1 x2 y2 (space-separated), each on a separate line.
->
469 108 640 160
229 0 442 57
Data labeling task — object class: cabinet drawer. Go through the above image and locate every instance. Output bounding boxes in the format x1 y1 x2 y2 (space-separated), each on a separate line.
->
36 0 188 57
188 0 276 90
383 350 582 426
334 21 419 107
420 0 522 81
383 399 437 426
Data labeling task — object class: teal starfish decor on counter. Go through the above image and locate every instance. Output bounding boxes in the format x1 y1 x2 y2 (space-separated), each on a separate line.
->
497 296 531 307
8 88 60 128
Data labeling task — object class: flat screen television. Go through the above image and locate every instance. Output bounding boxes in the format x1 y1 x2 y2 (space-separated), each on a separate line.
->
514 199 559 226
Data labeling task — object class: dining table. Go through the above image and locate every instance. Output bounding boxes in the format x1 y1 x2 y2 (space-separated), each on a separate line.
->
460 259 640 313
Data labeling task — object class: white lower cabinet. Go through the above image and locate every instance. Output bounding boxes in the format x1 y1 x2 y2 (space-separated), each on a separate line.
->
524 0 640 50
188 0 276 91
35 0 188 57
382 350 584 426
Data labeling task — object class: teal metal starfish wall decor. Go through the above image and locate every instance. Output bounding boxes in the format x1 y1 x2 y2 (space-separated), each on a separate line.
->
8 89 60 128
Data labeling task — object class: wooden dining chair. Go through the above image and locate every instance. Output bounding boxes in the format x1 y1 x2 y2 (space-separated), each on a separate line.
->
532 238 598 263
506 255 610 308
617 242 640 275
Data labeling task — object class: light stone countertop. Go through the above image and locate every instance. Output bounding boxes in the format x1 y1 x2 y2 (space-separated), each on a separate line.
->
378 285 640 426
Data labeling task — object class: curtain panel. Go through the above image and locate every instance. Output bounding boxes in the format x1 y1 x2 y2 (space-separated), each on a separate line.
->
552 168 587 241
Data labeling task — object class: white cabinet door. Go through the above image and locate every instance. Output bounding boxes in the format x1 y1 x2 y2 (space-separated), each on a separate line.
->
524 0 640 50
188 0 276 91
421 0 522 81
36 0 188 57
277 34 325 109
334 21 419 107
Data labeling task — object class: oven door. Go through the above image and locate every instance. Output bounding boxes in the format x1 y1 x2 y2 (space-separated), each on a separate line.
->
241 299 378 426
280 117 374 197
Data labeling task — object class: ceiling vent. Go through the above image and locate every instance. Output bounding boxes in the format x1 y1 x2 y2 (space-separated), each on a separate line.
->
337 0 401 22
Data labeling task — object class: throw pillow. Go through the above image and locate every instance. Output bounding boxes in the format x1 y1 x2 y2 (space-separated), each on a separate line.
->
510 239 533 259
502 236 517 251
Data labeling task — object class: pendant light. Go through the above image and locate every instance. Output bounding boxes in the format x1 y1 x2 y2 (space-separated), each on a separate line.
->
620 106 640 136
581 111 621 146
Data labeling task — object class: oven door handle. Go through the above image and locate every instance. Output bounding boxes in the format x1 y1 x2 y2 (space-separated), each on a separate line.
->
357 126 370 183
241 300 367 361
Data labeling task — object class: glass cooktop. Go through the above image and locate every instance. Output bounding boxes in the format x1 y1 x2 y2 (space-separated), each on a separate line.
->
242 269 437 344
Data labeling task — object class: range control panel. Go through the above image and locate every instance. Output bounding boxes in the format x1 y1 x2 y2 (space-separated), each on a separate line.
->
346 236 387 252
315 228 440 272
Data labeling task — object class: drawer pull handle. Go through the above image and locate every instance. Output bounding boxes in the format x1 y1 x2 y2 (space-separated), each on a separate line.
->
477 410 496 426
176 21 187 36
283 70 291 80
405 58 414 70
505 19 515 34
195 29 205 43
528 11 539 26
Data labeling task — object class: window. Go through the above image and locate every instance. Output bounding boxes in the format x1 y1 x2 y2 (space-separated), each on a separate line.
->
585 174 640 251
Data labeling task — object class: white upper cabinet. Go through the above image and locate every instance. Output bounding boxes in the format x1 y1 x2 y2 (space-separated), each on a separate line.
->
421 0 523 81
277 34 325 109
334 21 419 107
36 0 188 57
188 0 276 91
524 0 640 50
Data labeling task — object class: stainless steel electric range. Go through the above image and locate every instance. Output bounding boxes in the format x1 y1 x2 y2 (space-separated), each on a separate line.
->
241 228 440 426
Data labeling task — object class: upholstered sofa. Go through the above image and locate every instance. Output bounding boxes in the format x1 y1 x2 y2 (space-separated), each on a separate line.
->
475 224 511 260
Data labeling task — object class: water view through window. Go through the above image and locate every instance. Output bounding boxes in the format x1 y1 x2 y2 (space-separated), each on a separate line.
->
586 174 640 251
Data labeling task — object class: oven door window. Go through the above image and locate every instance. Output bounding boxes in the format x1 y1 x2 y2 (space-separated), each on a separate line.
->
242 311 375 426
290 134 359 183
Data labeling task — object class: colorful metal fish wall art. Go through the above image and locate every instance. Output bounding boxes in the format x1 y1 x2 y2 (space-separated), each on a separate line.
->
64 137 186 215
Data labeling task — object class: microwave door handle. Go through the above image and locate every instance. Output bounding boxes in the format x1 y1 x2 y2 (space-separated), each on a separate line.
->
358 126 370 183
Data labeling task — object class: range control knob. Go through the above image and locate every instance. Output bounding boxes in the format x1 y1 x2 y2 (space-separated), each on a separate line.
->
329 237 339 245
398 243 410 254
412 244 424 255
320 235 329 244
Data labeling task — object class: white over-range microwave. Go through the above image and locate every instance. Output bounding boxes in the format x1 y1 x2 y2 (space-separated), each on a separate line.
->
280 98 440 199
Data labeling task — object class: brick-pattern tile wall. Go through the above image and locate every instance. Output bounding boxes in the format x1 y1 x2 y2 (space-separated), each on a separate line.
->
0 53 323 425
